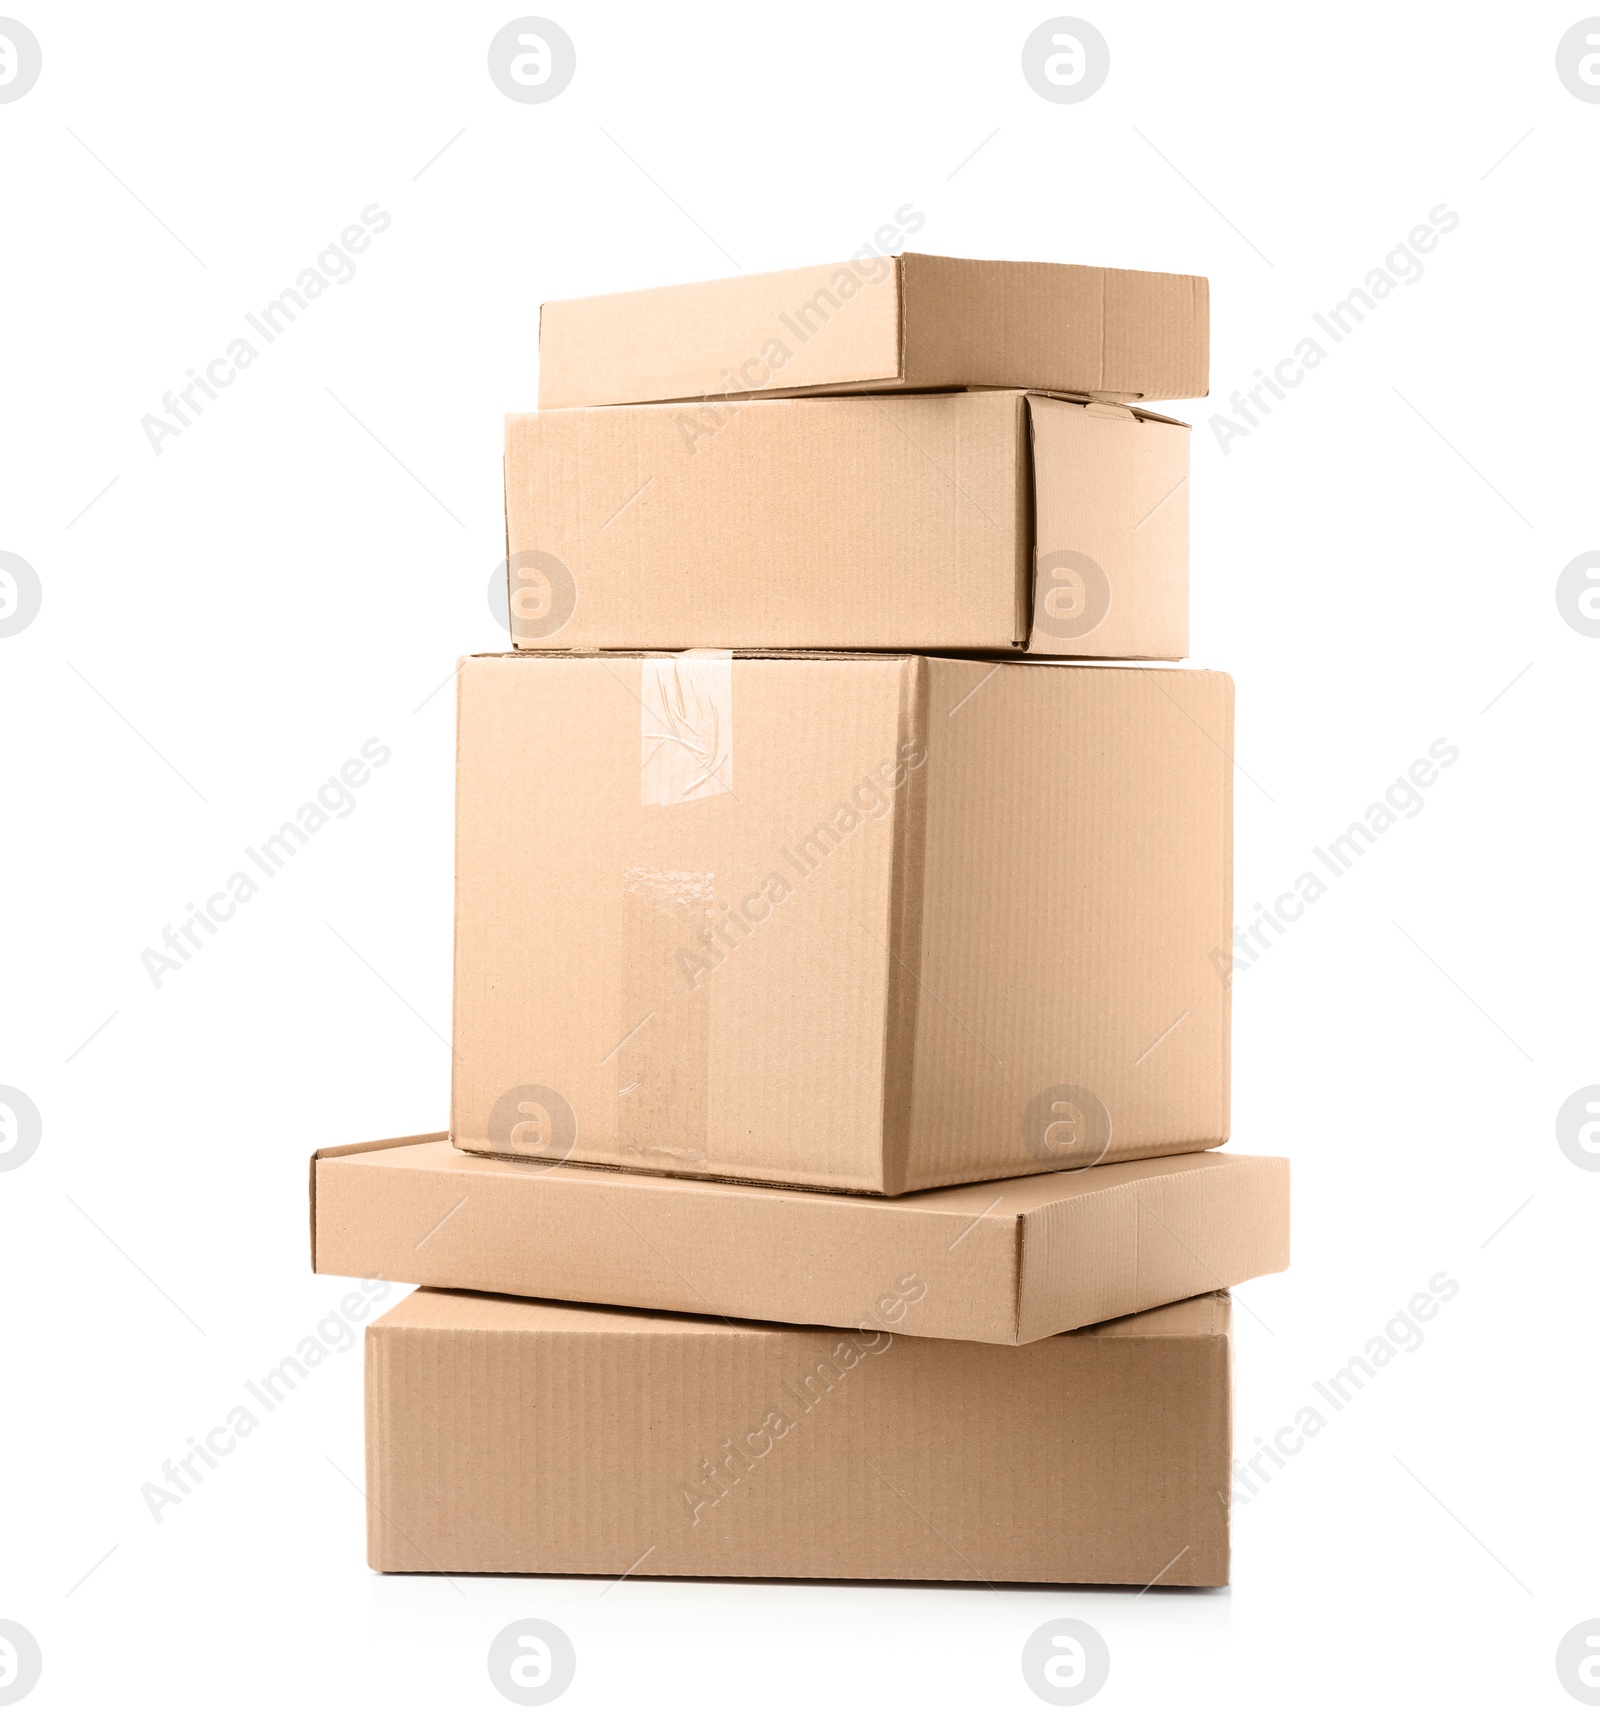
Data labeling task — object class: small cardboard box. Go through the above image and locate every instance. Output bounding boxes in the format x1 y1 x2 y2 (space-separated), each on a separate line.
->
503 392 1187 656
366 1287 1232 1584
313 1135 1287 1343
452 652 1232 1194
536 252 1209 408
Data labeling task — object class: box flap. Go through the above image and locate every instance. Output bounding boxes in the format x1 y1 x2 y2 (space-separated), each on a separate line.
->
1023 395 1189 658
1082 1288 1232 1339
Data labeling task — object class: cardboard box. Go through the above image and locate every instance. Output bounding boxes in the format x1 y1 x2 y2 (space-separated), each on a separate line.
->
537 252 1209 409
313 1135 1287 1343
503 392 1187 656
452 652 1232 1194
366 1287 1232 1584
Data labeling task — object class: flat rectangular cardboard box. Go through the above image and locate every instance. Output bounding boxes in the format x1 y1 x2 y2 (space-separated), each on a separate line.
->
503 392 1187 656
537 252 1209 408
452 653 1232 1194
366 1287 1232 1584
313 1135 1288 1343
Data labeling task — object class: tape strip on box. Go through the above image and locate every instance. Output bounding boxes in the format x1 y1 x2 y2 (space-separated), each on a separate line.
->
640 650 733 806
616 651 735 1167
616 868 713 1169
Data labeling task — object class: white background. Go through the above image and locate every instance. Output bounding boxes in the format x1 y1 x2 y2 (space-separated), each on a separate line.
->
3 2 1597 1718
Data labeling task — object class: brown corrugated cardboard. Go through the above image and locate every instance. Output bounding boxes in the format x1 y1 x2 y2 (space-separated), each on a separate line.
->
536 253 1209 409
365 1287 1232 1584
313 1135 1287 1342
503 392 1187 656
452 652 1232 1194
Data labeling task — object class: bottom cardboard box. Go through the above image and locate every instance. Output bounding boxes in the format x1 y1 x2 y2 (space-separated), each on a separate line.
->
366 1287 1232 1586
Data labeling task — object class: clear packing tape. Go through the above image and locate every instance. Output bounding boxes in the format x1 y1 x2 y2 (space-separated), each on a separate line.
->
620 651 735 1168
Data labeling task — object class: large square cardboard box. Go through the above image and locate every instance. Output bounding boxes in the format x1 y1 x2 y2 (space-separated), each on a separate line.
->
365 1287 1232 1585
503 392 1187 656
313 1135 1287 1343
537 252 1208 408
452 652 1232 1194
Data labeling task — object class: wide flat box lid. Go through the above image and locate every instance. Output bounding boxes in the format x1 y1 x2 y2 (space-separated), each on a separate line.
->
538 253 1209 408
314 1134 1287 1343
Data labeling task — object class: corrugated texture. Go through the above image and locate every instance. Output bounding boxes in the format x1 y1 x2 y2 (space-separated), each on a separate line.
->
503 393 1027 651
617 866 713 1168
904 661 1233 1190
899 254 1208 400
365 1289 1232 1584
454 653 1233 1194
315 1138 1288 1343
1015 1154 1289 1342
452 653 908 1189
309 1129 443 1272
1101 271 1210 401
1024 397 1189 658
878 658 931 1194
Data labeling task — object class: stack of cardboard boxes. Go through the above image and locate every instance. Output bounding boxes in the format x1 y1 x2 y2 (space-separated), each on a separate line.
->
311 254 1290 1587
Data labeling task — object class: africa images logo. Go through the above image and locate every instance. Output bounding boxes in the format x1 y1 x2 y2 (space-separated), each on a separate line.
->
1022 1084 1112 1168
487 18 576 103
0 18 42 103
